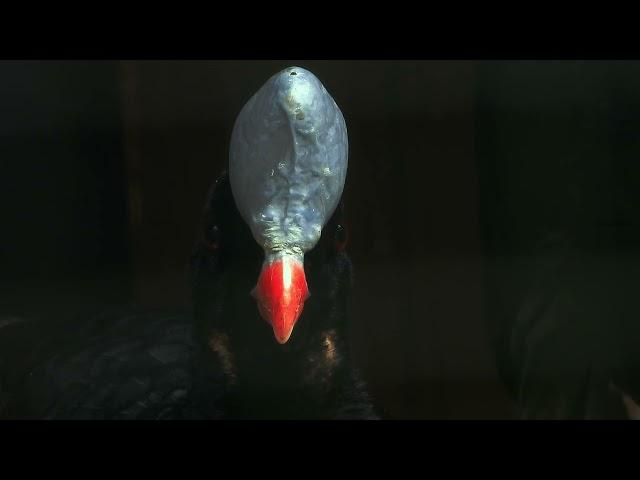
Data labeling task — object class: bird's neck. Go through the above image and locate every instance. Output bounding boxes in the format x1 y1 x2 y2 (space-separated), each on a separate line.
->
193 321 353 419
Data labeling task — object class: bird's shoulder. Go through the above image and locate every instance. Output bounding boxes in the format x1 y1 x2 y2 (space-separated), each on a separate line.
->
15 308 200 419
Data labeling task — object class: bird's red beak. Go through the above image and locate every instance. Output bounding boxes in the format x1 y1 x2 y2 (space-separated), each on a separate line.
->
253 256 309 344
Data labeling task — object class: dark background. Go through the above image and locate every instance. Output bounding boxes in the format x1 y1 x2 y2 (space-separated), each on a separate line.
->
2 60 638 419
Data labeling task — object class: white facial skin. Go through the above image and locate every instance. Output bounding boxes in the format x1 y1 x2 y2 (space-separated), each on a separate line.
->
229 66 348 264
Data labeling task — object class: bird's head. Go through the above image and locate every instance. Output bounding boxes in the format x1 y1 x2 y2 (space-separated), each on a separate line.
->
223 66 348 344
191 169 351 361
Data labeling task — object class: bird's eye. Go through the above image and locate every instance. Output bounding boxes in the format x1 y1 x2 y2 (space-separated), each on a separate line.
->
334 224 348 251
204 225 220 251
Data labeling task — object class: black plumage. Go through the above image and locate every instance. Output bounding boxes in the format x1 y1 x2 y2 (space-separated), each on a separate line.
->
1 172 378 420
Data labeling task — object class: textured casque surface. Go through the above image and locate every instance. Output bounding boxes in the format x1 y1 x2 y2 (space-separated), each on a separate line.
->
229 66 348 261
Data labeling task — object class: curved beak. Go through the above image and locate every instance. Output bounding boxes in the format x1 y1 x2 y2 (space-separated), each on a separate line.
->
253 255 309 344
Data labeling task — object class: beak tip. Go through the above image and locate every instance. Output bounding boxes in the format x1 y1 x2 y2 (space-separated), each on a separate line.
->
272 321 295 344
274 332 292 344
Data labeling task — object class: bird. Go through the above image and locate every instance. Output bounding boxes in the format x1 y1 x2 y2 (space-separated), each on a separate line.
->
0 66 379 420
494 227 640 419
189 171 377 419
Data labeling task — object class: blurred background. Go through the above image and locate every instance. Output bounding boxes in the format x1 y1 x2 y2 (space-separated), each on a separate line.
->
1 60 638 419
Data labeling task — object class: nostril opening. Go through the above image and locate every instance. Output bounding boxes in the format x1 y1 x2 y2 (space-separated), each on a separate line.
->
290 71 297 76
